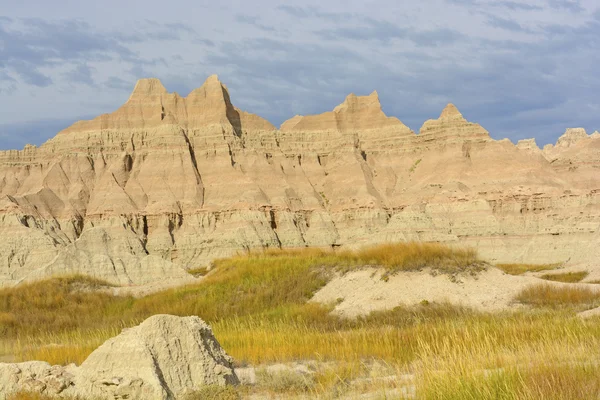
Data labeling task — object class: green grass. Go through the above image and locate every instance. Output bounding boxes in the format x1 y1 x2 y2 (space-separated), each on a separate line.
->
540 271 589 283
496 263 561 275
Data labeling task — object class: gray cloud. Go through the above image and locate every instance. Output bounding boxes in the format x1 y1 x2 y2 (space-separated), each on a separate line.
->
547 0 584 12
235 15 277 32
64 63 96 86
276 5 356 22
493 1 544 11
486 14 532 32
104 76 134 90
315 18 464 46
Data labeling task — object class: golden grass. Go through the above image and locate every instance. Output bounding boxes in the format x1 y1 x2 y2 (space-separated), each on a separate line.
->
0 275 134 338
415 358 600 400
516 283 600 309
540 271 589 283
496 263 561 275
1 243 598 398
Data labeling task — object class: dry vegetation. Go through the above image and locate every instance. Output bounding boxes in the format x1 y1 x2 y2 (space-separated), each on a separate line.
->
496 263 561 275
1 243 599 398
540 271 589 283
516 283 600 310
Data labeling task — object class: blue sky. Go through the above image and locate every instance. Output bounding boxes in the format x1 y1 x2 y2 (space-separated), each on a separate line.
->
0 0 598 149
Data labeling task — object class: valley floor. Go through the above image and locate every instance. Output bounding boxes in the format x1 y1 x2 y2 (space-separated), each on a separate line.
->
1 243 600 399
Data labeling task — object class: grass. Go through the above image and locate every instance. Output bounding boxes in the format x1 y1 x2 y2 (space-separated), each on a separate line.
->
409 158 422 173
515 283 600 310
1 243 599 398
415 350 600 400
540 271 589 283
496 263 561 275
187 266 211 277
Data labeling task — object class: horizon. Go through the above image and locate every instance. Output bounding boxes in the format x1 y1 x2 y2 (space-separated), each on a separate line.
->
2 73 596 151
1 0 599 149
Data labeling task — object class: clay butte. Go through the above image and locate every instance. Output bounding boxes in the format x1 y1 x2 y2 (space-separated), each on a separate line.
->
0 75 599 287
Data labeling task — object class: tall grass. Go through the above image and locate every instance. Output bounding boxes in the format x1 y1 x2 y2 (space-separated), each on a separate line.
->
0 276 134 337
516 284 600 310
1 243 599 398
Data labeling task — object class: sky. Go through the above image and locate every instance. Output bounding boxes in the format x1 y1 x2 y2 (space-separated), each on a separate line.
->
0 0 599 150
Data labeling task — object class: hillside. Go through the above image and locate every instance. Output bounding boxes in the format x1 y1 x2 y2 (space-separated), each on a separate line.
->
0 75 599 286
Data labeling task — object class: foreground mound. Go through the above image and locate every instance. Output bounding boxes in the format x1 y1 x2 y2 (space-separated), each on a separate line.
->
0 315 238 400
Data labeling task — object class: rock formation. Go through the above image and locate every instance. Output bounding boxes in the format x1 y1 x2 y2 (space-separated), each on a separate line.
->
0 75 599 286
0 315 238 400
0 362 76 399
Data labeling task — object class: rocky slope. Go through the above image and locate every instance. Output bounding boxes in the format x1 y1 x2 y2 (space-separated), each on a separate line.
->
0 315 238 399
0 75 599 286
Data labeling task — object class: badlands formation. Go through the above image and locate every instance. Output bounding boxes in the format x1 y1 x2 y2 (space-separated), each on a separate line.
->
0 75 599 286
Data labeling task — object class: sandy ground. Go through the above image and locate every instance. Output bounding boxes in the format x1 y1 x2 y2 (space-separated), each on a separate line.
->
311 266 600 317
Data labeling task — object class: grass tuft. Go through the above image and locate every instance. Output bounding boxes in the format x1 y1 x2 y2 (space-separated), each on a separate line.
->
496 263 561 275
540 271 589 283
516 283 600 309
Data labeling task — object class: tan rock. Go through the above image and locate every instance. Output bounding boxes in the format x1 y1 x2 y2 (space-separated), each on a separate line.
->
555 127 588 148
0 315 237 400
516 138 541 154
0 76 599 287
73 315 238 400
0 361 75 399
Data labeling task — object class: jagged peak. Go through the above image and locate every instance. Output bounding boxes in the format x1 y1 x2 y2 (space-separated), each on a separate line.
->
127 78 168 101
439 103 464 120
187 73 232 103
280 115 304 131
591 131 600 138
204 74 221 83
516 138 541 152
333 91 382 113
517 138 538 147
556 127 588 148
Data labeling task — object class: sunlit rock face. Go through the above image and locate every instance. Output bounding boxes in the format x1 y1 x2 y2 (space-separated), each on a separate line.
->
0 75 599 286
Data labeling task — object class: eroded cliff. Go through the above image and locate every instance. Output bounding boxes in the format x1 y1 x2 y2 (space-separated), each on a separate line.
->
1 75 599 286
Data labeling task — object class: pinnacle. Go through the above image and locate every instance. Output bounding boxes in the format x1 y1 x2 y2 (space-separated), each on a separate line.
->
439 103 463 119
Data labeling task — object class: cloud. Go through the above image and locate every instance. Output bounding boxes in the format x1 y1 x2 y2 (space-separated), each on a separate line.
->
0 18 133 87
235 15 277 32
0 70 17 93
315 18 464 46
276 5 356 22
547 0 584 13
104 76 133 90
493 1 543 11
63 63 96 86
0 17 194 89
486 15 532 32
0 2 599 151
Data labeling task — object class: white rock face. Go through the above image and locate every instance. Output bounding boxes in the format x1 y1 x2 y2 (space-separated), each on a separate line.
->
0 315 238 400
72 315 238 400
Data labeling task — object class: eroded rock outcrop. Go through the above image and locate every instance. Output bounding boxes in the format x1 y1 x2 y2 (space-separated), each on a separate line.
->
0 315 238 400
0 75 599 286
0 362 76 399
